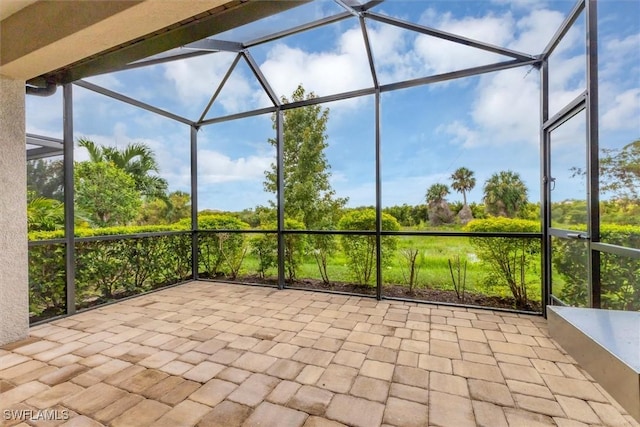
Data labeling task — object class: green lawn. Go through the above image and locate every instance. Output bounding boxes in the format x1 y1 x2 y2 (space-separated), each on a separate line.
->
222 229 544 303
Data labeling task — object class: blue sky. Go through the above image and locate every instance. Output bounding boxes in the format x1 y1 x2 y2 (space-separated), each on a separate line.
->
27 0 640 212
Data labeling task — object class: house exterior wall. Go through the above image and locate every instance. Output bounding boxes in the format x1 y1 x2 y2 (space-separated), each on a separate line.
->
0 75 29 346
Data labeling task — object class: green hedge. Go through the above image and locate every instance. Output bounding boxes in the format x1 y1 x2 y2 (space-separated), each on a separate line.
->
253 219 307 280
554 223 640 310
179 214 250 279
28 224 191 320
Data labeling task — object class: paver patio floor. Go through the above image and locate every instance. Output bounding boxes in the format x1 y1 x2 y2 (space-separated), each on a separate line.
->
1 281 637 427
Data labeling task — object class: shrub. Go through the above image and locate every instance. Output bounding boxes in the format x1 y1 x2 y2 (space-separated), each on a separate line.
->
252 230 277 279
399 248 424 293
554 223 640 310
252 219 307 281
178 214 250 278
28 225 191 318
28 242 66 316
338 209 400 285
465 217 540 309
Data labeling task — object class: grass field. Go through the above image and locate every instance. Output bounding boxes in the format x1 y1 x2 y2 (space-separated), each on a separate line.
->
220 229 545 305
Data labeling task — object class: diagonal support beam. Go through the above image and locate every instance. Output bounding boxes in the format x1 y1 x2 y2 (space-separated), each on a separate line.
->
366 11 536 62
198 53 242 123
74 80 195 126
245 12 352 48
26 134 64 160
360 17 379 89
541 0 585 59
26 134 64 149
112 49 214 74
380 58 540 93
242 50 281 107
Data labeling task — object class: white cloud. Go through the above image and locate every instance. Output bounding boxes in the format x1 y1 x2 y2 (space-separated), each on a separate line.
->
197 149 272 184
509 8 572 53
602 88 640 130
438 121 480 148
471 68 540 146
25 91 64 135
163 52 262 115
367 22 420 83
414 10 516 74
432 6 588 149
598 31 640 135
600 33 640 81
259 26 373 101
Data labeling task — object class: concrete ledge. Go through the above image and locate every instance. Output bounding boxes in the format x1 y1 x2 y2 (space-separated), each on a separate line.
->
548 306 640 422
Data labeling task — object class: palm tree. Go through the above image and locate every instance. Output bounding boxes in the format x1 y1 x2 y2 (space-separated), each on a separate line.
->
77 138 168 200
426 183 450 205
426 183 453 226
483 170 528 218
451 167 476 206
27 195 64 231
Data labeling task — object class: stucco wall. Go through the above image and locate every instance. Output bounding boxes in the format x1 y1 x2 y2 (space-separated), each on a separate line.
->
0 75 29 345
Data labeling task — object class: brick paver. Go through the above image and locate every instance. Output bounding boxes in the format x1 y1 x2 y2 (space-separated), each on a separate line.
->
325 394 385 427
110 399 171 427
383 397 428 427
429 390 476 427
473 400 509 427
94 393 145 424
197 400 251 427
188 378 237 406
350 376 389 402
288 385 334 416
1 281 637 427
244 401 308 427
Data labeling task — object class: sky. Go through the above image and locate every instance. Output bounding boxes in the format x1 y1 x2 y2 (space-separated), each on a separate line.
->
26 0 640 212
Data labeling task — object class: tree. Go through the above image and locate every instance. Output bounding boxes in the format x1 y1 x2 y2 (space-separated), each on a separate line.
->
451 167 476 224
27 192 64 232
263 85 347 283
426 183 453 226
263 85 347 229
137 191 191 225
27 159 64 202
451 167 476 206
600 140 640 201
426 183 450 205
572 139 640 203
75 161 141 227
483 171 528 218
78 138 168 201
